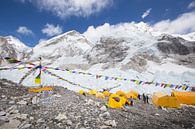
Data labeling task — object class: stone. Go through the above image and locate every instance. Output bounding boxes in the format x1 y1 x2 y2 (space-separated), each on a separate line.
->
86 99 94 105
100 106 107 112
30 116 34 120
104 120 117 127
0 111 6 116
9 113 28 120
53 94 62 98
10 109 19 114
21 124 32 129
17 100 27 105
66 119 72 126
95 102 101 107
99 112 110 118
155 113 160 116
0 116 9 122
1 95 6 98
0 119 21 129
100 125 111 129
55 113 67 121
57 123 63 128
19 114 28 120
6 105 17 113
37 118 45 123
32 96 40 105
9 101 15 104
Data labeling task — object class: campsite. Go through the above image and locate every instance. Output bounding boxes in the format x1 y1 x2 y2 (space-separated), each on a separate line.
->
1 0 195 128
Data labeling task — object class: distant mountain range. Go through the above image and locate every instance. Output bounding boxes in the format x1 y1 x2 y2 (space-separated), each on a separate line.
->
1 22 195 72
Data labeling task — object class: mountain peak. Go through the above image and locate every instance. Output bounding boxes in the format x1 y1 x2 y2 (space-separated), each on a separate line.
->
0 36 29 50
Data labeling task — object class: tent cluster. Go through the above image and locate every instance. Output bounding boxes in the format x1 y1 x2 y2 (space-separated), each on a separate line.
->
78 89 195 109
78 89 139 109
152 91 195 108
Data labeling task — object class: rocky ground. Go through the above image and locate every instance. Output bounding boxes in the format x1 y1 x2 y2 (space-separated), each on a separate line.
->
0 79 195 129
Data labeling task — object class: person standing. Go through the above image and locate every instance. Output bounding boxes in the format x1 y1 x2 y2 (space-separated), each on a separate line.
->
146 95 149 104
143 93 146 104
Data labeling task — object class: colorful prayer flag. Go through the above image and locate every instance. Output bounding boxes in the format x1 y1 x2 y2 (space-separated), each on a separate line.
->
35 73 41 84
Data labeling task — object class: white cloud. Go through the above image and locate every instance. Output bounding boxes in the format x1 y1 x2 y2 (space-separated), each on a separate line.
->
83 22 152 43
141 8 152 19
42 23 63 37
16 26 33 35
20 0 113 19
153 11 195 34
188 1 195 9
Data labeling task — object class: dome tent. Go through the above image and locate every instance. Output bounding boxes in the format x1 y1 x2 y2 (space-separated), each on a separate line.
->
152 92 180 108
171 91 195 105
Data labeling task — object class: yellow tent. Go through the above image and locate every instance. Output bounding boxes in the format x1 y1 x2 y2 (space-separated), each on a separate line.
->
28 87 53 93
96 92 105 99
152 92 180 108
172 91 195 105
102 91 111 97
88 90 97 95
78 90 86 95
108 94 123 109
107 94 130 108
126 90 139 99
116 90 127 98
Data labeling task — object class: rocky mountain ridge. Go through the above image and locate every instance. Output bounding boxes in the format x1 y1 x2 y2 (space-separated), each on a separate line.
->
0 23 195 71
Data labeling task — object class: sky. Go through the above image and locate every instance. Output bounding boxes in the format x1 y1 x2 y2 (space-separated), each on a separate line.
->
0 0 195 47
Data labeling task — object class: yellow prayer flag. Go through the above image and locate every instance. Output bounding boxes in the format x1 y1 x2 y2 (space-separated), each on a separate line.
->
35 78 41 84
136 80 140 85
182 85 186 90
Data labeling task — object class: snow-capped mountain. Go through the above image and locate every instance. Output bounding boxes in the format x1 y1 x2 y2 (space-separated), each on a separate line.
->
0 36 32 65
0 22 195 94
30 30 93 68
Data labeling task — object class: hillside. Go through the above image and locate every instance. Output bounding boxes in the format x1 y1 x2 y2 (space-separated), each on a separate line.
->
0 79 194 129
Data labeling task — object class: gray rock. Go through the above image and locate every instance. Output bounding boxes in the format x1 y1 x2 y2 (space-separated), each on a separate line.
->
66 119 72 126
55 113 67 121
0 111 6 116
104 120 117 127
6 105 17 113
32 96 40 105
99 112 110 118
0 119 21 129
19 114 28 120
21 124 32 129
29 116 34 120
37 118 45 123
9 113 28 120
9 109 19 114
95 102 100 107
0 116 9 122
17 100 27 105
100 125 111 129
100 106 107 112
53 94 62 98
86 99 94 105
9 100 15 104
1 95 6 98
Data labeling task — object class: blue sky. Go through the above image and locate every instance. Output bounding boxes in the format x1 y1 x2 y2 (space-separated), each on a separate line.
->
0 0 195 47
